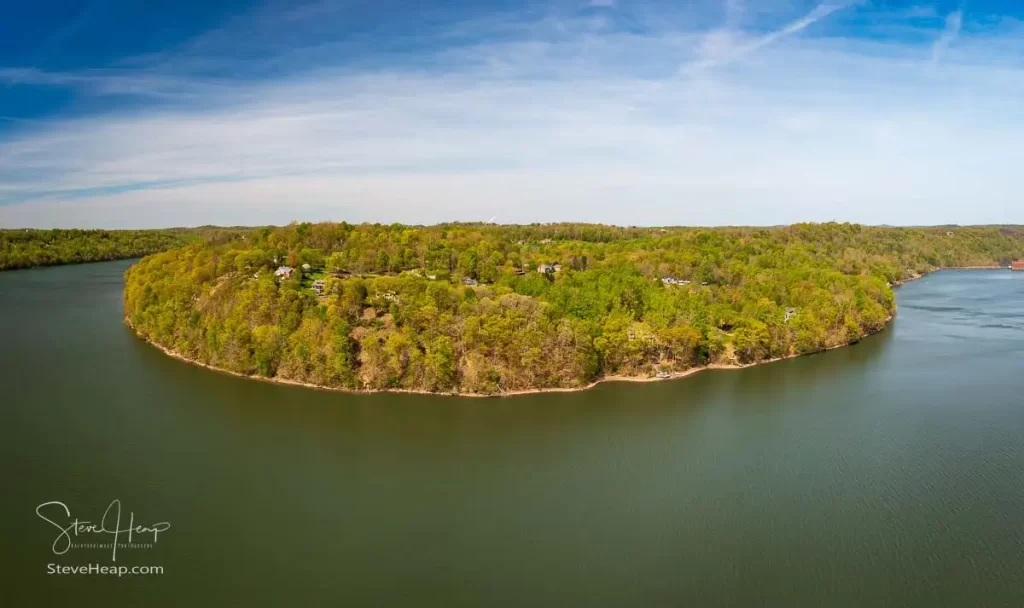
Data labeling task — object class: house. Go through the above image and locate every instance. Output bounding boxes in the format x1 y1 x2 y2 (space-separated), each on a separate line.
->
312 279 326 296
302 263 311 271
537 264 554 274
540 238 553 244
1012 260 1024 271
661 276 679 285
785 307 797 323
462 277 479 286
274 266 293 280
427 274 437 280
553 263 563 272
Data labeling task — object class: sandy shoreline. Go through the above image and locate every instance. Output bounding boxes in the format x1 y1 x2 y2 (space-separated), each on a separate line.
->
126 316 888 398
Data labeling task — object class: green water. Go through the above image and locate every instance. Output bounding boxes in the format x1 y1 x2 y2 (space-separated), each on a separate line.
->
4 260 1024 606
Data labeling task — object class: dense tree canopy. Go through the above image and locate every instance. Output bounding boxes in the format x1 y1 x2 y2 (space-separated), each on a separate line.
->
124 222 1024 395
0 228 249 270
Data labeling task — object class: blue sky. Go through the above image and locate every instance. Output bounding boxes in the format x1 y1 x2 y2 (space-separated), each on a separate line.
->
1 0 1023 228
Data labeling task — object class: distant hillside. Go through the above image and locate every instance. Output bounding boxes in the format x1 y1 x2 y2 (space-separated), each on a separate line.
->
0 227 254 271
124 222 1024 395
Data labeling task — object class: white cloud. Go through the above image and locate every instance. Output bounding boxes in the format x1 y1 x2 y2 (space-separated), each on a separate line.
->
931 10 963 65
682 2 855 75
0 2 1023 228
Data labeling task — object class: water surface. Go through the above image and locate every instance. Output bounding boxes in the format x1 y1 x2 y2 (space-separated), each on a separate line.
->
4 262 1024 606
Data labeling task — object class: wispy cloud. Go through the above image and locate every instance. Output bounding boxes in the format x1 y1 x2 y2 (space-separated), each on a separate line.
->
931 9 963 65
681 2 854 75
0 1 1022 228
904 5 939 19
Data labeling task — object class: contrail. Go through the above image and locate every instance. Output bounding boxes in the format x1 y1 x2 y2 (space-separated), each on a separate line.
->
681 1 854 75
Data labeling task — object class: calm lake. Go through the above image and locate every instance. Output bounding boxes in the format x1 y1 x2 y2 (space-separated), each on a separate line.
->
4 260 1024 606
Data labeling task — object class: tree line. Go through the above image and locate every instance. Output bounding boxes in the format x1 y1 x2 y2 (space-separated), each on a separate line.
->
0 227 254 270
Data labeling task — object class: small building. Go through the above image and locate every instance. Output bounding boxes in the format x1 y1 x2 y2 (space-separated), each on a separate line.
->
462 277 479 286
302 263 312 271
540 238 553 245
274 266 293 280
537 264 554 274
312 279 326 296
785 307 797 323
553 263 563 272
1012 260 1024 271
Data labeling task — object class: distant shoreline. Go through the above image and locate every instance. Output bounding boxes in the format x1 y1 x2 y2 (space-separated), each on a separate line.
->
892 265 1007 287
126 317 889 398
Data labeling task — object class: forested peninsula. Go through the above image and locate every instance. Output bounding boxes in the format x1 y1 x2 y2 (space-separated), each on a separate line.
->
124 223 1024 396
0 227 249 271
